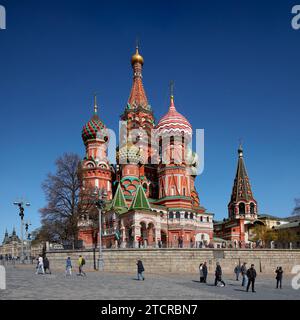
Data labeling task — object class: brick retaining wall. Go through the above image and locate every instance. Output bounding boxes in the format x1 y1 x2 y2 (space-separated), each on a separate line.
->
45 249 300 274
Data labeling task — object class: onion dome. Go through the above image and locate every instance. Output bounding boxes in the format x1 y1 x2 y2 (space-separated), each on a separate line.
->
118 143 143 164
131 46 144 66
156 95 192 136
81 96 108 144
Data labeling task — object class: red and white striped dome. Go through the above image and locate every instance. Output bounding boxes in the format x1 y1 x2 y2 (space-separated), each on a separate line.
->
156 96 192 136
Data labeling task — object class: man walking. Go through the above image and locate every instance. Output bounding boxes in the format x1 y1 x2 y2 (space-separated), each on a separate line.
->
136 258 145 280
275 266 283 289
246 264 257 292
234 264 241 281
241 262 247 287
214 262 225 287
78 255 86 276
202 261 208 283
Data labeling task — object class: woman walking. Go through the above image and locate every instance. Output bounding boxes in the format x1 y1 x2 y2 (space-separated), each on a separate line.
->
199 263 204 283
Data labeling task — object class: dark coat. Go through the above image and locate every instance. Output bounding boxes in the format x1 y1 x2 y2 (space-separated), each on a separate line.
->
43 258 49 269
137 260 144 273
246 268 257 280
276 269 283 280
215 265 222 277
202 264 208 277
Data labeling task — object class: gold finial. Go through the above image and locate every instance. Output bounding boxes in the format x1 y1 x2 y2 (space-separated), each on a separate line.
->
238 138 243 157
131 41 144 66
94 93 98 114
170 80 175 100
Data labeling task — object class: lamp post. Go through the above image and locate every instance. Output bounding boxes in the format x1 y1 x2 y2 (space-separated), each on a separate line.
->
13 201 30 263
25 221 31 263
94 188 107 271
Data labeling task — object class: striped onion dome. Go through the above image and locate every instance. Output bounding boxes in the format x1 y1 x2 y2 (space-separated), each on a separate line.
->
82 114 108 144
156 95 192 136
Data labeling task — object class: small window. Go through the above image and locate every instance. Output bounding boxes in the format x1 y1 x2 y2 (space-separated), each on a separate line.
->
169 212 174 219
176 211 180 219
184 212 189 219
239 203 246 215
190 213 194 220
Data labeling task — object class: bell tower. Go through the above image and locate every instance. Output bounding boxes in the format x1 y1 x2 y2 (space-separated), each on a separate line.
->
228 144 257 221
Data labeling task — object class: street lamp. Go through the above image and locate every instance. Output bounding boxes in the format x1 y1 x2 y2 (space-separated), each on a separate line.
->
13 201 30 263
25 221 31 262
94 188 107 271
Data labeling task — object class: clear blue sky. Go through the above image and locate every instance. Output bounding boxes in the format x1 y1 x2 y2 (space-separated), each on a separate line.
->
1 0 300 241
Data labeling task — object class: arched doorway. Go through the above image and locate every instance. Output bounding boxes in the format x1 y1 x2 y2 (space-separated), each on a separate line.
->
161 230 167 248
140 222 147 248
147 223 155 246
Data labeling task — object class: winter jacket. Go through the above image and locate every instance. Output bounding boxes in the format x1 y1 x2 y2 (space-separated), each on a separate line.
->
276 269 283 280
199 266 204 277
246 268 257 280
202 265 208 277
215 265 222 277
137 260 144 273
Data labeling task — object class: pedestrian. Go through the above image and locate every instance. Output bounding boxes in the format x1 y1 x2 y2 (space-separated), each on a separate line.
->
275 266 283 289
241 262 248 287
65 257 72 276
77 255 86 276
199 263 204 283
214 262 225 287
190 238 194 248
43 256 52 274
234 264 241 281
246 264 257 292
136 258 145 280
35 255 45 275
202 262 208 283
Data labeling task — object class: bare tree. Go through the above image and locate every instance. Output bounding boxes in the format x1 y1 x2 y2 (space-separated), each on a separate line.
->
39 153 95 248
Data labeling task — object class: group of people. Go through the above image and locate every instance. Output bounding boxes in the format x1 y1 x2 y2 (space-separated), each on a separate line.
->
35 255 86 277
33 254 285 291
232 262 284 291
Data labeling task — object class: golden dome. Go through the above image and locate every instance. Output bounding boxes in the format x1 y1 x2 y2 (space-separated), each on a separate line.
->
131 46 144 66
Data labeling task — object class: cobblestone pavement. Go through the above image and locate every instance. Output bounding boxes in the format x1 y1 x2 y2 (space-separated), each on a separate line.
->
0 265 299 300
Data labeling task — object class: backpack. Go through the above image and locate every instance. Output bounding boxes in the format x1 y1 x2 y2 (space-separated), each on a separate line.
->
81 258 86 265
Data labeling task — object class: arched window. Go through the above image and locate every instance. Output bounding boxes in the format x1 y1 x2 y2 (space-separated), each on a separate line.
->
239 203 246 215
176 211 180 219
169 212 174 219
184 212 189 219
190 213 194 220
207 216 209 222
250 203 255 215
200 216 203 222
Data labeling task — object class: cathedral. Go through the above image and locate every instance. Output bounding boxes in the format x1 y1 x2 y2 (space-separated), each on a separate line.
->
78 47 214 248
